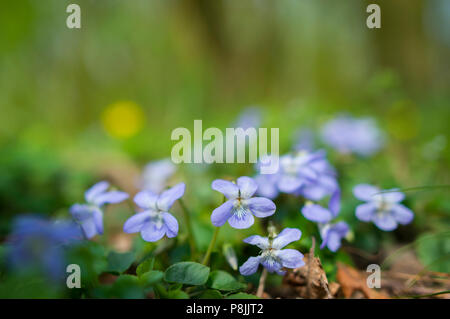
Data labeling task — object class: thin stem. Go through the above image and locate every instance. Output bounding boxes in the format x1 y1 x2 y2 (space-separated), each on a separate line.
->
202 226 220 265
256 268 268 298
178 198 197 257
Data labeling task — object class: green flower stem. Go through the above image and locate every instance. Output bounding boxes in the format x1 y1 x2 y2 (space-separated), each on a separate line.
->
178 198 197 257
202 226 220 265
202 195 227 266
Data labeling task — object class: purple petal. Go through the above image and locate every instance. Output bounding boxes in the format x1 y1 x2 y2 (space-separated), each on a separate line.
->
254 175 279 199
162 212 179 238
333 221 350 237
243 235 269 249
382 190 405 203
141 221 166 242
85 181 109 203
157 183 185 211
92 208 104 235
298 166 318 181
391 204 414 225
210 200 234 227
134 190 158 209
261 259 283 273
239 256 261 276
94 191 129 206
246 197 276 218
277 175 303 193
228 210 255 229
328 189 341 216
326 231 342 252
70 204 93 221
373 214 398 231
123 211 151 233
236 176 258 199
353 184 379 201
272 228 301 249
211 179 239 199
79 219 98 239
301 204 333 223
277 249 305 269
355 202 377 221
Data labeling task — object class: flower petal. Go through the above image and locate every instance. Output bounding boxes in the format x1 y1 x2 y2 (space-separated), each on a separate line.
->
355 202 376 222
353 184 379 201
236 176 258 199
141 221 166 242
85 181 109 203
79 219 98 239
301 204 333 223
134 190 158 209
243 235 269 249
333 221 350 237
70 204 93 221
93 191 129 206
382 190 405 203
272 228 301 249
373 214 398 231
328 189 341 216
239 256 261 276
210 200 234 227
254 174 279 199
246 197 276 218
162 212 179 238
277 175 303 193
326 231 342 252
228 210 255 229
123 211 151 233
277 249 305 269
391 204 414 225
211 179 239 199
92 208 104 235
157 183 185 211
261 259 283 273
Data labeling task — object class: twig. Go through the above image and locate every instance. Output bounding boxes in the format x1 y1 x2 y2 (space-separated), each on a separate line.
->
306 237 315 299
256 268 268 298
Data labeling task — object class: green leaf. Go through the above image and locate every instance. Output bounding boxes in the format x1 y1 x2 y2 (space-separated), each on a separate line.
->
111 275 145 299
166 290 190 299
207 270 246 291
226 293 259 299
198 289 223 299
106 251 135 274
136 257 155 277
164 262 210 286
416 232 450 272
139 270 164 287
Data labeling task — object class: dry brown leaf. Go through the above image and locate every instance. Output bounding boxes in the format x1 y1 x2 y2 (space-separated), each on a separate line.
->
283 253 333 299
336 262 389 299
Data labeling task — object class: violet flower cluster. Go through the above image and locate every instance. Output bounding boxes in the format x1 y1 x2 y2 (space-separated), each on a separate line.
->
254 150 338 201
321 115 385 157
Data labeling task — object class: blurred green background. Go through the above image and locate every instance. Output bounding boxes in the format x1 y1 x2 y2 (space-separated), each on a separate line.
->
0 0 449 256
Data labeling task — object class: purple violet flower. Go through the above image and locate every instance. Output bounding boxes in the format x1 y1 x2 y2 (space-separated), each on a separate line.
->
210 177 276 229
123 183 185 242
7 215 81 280
70 181 129 239
353 184 414 231
321 115 385 157
301 190 350 252
240 228 305 275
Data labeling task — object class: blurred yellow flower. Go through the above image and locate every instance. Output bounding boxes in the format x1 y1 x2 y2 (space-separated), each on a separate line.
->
101 101 145 139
